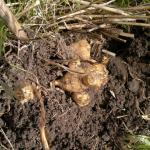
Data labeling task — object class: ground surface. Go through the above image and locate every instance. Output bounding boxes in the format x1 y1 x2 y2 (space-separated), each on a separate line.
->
0 27 149 150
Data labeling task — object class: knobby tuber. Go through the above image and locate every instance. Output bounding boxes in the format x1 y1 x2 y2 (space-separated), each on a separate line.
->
14 81 36 104
55 39 108 107
70 39 91 60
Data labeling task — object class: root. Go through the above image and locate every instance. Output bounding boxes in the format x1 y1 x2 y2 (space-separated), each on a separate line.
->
40 126 50 150
7 62 50 149
37 91 50 150
37 55 85 75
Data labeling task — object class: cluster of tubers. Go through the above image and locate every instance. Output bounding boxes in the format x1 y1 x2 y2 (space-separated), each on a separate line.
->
11 40 108 150
55 39 108 107
13 40 108 107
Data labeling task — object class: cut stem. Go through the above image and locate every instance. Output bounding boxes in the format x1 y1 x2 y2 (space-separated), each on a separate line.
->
75 0 130 16
0 0 28 40
111 21 150 27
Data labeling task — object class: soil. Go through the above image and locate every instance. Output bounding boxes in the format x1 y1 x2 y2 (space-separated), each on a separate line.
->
0 27 149 150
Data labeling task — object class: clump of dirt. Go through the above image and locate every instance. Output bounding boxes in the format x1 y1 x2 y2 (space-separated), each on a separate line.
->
0 29 149 150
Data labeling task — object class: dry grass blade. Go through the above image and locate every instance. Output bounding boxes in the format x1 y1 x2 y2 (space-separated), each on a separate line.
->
0 0 28 40
58 23 88 30
74 0 130 16
111 21 150 27
58 0 115 20
80 15 150 20
88 24 110 32
123 5 150 11
37 55 85 74
17 0 40 19
6 2 20 7
0 128 15 150
57 7 95 20
119 32 134 38
0 143 8 150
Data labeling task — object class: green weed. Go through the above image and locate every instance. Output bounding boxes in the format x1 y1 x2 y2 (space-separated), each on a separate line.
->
123 134 150 150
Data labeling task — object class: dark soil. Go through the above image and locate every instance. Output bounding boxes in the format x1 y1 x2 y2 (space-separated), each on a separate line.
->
0 28 149 150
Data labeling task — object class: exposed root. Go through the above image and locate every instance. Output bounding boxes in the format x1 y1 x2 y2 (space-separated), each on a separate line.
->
37 55 85 75
40 126 50 150
75 0 129 16
8 62 50 149
37 90 50 150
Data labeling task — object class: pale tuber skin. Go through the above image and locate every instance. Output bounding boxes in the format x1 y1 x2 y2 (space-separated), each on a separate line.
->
55 73 86 93
70 39 91 60
55 39 109 107
14 82 36 104
73 91 91 107
82 63 108 89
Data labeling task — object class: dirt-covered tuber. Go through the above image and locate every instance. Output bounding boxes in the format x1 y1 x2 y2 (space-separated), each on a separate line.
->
14 81 36 104
73 91 91 107
82 63 108 89
70 39 91 60
55 39 108 107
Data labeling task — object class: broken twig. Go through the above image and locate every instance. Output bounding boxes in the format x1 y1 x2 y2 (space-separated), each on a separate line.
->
0 0 28 40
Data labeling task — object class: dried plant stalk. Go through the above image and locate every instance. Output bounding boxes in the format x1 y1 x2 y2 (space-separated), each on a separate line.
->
74 0 130 16
0 0 28 40
111 21 150 27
